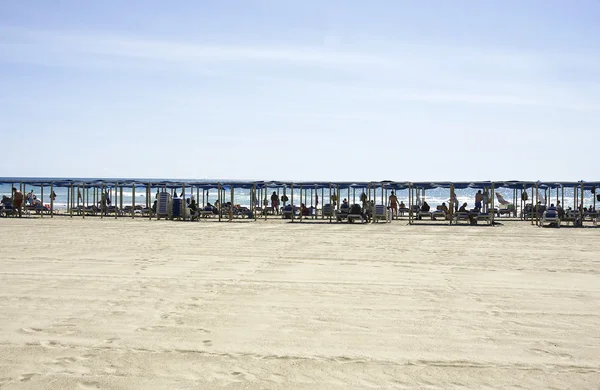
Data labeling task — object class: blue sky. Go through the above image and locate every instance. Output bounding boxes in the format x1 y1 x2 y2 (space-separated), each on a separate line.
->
1 0 599 181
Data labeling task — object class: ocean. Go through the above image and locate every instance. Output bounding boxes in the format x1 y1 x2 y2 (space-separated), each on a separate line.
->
0 178 595 211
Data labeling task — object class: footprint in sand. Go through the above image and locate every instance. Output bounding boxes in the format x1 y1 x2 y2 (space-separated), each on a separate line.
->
135 326 165 332
203 340 212 346
78 381 100 389
54 356 78 364
19 373 36 382
19 327 42 334
40 340 59 348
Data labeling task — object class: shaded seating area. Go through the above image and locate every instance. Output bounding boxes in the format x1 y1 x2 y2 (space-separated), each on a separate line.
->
2 179 599 228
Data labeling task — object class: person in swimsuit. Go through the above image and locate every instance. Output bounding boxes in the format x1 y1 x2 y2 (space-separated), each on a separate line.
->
270 191 280 215
475 190 483 210
388 191 399 219
12 188 24 217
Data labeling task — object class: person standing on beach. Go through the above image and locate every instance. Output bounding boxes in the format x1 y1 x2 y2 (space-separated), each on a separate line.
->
12 187 23 217
388 191 399 219
475 190 483 211
482 189 489 213
270 191 280 215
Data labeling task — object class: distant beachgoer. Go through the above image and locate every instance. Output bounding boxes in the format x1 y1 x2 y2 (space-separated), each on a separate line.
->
26 190 35 205
331 193 338 207
271 191 280 215
459 202 476 224
439 202 449 214
475 190 483 210
12 187 24 217
281 194 289 206
360 192 368 210
421 201 430 212
50 191 57 202
300 203 310 216
341 198 349 210
100 192 108 211
388 191 399 219
315 193 319 208
189 199 199 220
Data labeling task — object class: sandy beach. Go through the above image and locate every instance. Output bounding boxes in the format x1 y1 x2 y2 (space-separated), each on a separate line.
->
0 217 598 389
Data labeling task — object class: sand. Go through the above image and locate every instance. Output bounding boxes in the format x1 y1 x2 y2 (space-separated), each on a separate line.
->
0 217 599 389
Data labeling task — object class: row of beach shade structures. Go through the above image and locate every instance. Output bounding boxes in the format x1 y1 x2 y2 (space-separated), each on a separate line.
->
2 179 600 225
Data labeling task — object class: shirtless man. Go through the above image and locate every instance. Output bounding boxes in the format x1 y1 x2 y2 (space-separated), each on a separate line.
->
12 187 24 217
475 190 483 210
388 191 399 219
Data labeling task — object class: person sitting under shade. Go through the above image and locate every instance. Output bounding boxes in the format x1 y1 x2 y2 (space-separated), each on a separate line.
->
458 202 476 225
341 198 349 210
300 203 310 216
189 199 199 220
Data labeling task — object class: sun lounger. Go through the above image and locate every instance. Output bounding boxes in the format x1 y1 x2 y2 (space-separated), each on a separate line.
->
477 212 492 225
336 207 350 222
201 206 216 218
1 203 17 217
372 204 391 223
451 211 478 225
430 209 447 221
156 192 172 219
561 210 580 226
398 207 409 217
84 205 99 215
322 204 335 218
584 210 597 221
416 210 431 220
281 206 294 219
347 213 365 223
541 209 560 227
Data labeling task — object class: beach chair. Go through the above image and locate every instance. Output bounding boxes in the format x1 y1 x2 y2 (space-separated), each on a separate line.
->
398 206 409 217
141 206 153 217
321 204 335 219
371 204 391 223
346 204 366 223
430 207 447 221
584 210 597 222
541 209 560 227
156 192 172 220
335 207 349 222
84 205 99 216
498 204 514 217
451 211 477 225
281 205 294 219
201 206 216 218
1 202 17 217
477 212 492 225
416 210 432 220
561 210 578 226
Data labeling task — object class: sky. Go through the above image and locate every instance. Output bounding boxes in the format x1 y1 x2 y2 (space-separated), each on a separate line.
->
1 0 599 182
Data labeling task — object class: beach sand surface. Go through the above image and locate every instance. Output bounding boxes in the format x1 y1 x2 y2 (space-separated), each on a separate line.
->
0 217 599 389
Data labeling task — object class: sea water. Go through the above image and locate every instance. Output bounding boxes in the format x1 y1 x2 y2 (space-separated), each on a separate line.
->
0 178 595 211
